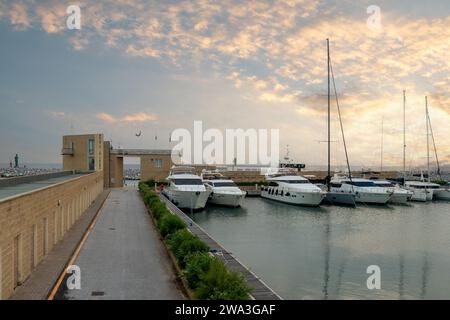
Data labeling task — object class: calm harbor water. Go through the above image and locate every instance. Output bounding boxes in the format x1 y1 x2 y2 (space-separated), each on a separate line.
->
191 198 450 300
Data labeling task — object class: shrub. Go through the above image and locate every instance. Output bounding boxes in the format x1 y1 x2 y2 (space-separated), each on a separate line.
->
185 253 213 289
176 237 209 268
194 258 251 300
149 201 169 221
144 192 159 206
158 213 186 238
168 229 209 268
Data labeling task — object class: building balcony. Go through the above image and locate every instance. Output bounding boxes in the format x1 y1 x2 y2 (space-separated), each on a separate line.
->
61 148 74 156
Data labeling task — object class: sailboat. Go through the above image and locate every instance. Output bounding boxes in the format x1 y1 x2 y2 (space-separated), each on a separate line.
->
404 97 441 201
374 100 412 204
322 39 356 206
425 98 450 200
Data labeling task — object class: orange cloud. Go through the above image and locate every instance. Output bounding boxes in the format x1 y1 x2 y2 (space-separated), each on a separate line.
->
96 112 158 124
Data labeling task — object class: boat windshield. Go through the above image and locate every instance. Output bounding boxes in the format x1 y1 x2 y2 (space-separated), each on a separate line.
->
345 181 376 187
376 183 394 187
277 180 309 184
213 182 237 187
172 179 203 185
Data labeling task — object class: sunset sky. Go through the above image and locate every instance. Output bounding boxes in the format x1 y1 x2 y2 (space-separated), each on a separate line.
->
0 0 449 170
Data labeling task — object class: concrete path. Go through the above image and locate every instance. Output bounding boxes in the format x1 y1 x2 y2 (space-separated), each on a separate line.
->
61 188 184 300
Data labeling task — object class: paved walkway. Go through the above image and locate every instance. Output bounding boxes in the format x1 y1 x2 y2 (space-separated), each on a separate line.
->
61 188 184 300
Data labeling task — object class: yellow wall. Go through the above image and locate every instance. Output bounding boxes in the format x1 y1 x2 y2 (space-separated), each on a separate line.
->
110 156 124 188
62 134 104 172
140 154 173 183
0 172 103 300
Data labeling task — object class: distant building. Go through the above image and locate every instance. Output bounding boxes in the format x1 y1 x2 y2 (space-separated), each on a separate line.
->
62 134 174 188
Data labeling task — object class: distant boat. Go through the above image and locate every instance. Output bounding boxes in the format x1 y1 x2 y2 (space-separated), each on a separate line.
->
202 171 246 207
372 180 413 204
404 181 440 202
331 176 393 205
405 97 448 201
162 166 211 211
261 171 326 207
423 98 450 201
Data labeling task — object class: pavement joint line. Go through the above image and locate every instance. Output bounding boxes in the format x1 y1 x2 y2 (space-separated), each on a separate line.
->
47 189 110 300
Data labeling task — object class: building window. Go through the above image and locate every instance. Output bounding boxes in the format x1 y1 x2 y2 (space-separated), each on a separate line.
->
154 159 163 168
88 139 95 155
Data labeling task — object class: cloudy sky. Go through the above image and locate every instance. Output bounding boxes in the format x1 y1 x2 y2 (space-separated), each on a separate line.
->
0 0 449 169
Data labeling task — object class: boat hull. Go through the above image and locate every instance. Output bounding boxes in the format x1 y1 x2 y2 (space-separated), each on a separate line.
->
354 192 392 205
426 189 434 201
389 192 410 204
163 189 211 210
434 189 450 201
323 192 356 206
261 190 325 207
208 192 246 207
409 189 428 202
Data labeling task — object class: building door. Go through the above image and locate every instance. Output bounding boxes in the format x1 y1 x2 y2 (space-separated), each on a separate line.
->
31 224 37 269
13 235 21 288
43 218 48 256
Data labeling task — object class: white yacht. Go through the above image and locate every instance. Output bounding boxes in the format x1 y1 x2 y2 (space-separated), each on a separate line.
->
404 181 440 201
261 174 326 207
434 183 450 200
372 180 413 204
162 166 211 211
202 171 246 207
330 177 393 205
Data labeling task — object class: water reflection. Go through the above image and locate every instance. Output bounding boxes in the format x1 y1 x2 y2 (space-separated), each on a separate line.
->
322 211 331 300
193 198 450 299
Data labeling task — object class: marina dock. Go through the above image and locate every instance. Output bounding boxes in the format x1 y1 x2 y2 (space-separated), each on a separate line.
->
159 194 282 300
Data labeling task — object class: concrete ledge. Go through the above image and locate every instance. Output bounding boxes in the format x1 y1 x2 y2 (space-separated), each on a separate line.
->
9 189 110 300
0 171 74 188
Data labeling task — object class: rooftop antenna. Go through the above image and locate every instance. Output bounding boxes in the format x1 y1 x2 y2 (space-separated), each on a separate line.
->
284 144 291 163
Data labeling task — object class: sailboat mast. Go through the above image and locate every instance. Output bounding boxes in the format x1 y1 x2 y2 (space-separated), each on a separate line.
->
327 38 331 191
403 90 406 181
380 117 384 172
426 96 430 182
427 99 441 179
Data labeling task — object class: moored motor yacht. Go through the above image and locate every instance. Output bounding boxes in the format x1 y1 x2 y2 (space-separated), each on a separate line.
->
162 166 211 211
372 180 413 204
261 174 326 207
202 171 246 207
330 177 393 205
404 181 440 201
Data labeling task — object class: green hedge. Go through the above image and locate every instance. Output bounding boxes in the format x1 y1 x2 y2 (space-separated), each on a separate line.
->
158 214 187 238
139 182 251 300
194 257 251 300
167 229 209 268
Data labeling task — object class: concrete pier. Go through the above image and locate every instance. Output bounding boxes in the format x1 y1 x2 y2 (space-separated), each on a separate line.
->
58 188 184 300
